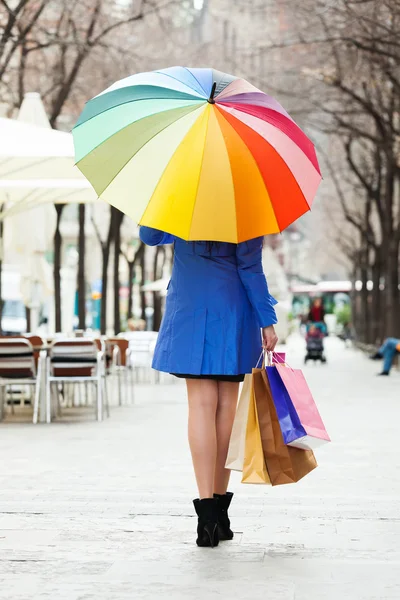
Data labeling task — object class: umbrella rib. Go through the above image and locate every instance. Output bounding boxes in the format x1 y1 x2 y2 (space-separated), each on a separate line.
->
0 156 58 178
105 74 205 100
209 107 238 243
218 101 320 176
187 107 211 241
155 69 207 99
0 188 47 219
74 87 203 130
94 104 205 202
182 67 209 97
215 106 284 236
0 189 36 220
75 102 203 166
219 105 319 211
217 105 315 231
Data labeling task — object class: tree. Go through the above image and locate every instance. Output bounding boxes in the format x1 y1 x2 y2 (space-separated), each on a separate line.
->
1 1 180 125
140 243 146 323
0 207 3 333
152 245 167 331
53 203 65 332
91 206 114 335
77 203 86 330
260 0 400 342
312 0 400 340
112 206 124 334
0 0 47 87
122 241 144 324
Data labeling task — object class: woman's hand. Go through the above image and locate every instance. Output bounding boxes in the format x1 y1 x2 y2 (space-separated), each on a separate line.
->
262 325 278 352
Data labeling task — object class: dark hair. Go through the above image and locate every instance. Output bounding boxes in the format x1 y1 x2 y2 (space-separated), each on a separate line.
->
192 241 221 254
205 241 221 253
193 238 266 252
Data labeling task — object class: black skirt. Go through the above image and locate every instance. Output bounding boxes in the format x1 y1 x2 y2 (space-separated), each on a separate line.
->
171 373 245 383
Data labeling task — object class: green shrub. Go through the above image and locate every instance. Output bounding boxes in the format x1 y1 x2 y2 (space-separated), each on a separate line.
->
335 304 352 325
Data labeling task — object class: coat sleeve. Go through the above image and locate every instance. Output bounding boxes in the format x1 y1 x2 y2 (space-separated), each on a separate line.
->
139 226 174 246
236 237 278 328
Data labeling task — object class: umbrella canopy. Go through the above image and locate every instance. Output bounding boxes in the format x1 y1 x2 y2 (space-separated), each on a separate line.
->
0 115 98 218
0 117 78 180
73 67 321 243
0 179 97 219
141 277 170 296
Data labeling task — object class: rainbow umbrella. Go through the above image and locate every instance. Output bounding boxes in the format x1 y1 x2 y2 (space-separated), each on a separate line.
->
73 67 321 243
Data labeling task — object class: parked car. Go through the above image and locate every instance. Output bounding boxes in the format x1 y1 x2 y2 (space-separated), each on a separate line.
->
2 299 27 335
1 267 27 335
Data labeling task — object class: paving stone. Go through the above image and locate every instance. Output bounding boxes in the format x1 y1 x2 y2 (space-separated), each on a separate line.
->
0 336 399 599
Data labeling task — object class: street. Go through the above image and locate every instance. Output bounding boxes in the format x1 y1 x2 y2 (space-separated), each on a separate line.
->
0 336 399 600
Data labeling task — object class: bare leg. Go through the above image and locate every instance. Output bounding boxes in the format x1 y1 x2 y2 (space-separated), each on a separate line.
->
187 379 219 499
214 381 240 495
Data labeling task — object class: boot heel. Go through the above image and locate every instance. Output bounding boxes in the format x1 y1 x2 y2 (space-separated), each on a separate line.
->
193 498 220 548
214 492 234 541
204 522 218 548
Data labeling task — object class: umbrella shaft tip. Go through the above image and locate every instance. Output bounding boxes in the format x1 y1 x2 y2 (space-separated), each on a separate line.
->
208 82 217 104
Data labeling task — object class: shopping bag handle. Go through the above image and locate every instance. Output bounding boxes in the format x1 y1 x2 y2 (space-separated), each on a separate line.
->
256 350 284 368
256 350 265 368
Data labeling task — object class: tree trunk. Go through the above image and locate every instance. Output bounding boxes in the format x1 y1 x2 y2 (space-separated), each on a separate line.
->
140 246 146 323
390 239 400 337
77 204 86 330
0 213 3 335
124 242 144 322
112 208 124 335
153 293 162 332
152 246 166 332
54 205 65 332
25 306 31 333
127 260 135 320
370 253 381 344
100 210 115 335
360 265 369 344
380 235 398 339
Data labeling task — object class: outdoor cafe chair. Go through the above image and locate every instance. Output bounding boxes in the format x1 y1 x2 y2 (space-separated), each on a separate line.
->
119 331 158 383
0 338 43 423
45 338 108 423
105 338 133 405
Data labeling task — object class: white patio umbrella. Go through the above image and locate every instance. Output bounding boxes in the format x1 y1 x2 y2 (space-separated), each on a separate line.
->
141 278 170 296
0 112 98 217
0 178 97 219
0 93 98 332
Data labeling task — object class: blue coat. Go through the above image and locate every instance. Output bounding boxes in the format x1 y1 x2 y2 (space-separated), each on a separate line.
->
139 227 278 375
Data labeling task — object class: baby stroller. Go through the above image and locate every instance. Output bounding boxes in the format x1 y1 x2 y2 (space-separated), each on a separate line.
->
304 322 327 364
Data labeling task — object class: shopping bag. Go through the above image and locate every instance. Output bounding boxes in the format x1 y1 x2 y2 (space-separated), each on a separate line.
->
225 374 252 471
241 374 270 484
253 367 317 485
267 364 330 450
272 352 286 364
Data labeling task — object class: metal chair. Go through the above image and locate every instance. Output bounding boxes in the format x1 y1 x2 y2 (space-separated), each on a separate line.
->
0 338 43 423
106 338 134 405
121 331 158 383
45 339 108 423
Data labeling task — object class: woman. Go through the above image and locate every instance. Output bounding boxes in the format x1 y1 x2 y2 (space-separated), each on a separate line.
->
140 226 278 548
308 298 325 324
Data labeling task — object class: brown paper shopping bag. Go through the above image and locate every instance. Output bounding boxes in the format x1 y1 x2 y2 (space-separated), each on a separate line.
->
253 367 317 486
225 374 252 471
241 375 270 484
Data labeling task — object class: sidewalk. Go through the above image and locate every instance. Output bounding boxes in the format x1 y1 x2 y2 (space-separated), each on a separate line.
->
0 336 399 600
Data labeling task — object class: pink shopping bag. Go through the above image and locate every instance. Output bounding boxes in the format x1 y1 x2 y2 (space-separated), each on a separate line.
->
273 364 330 450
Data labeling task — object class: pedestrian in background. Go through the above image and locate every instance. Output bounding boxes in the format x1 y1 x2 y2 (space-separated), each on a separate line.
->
308 298 325 324
370 338 400 376
139 226 278 548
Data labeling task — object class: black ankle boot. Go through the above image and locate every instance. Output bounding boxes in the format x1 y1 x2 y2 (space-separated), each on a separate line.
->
214 492 234 540
193 498 219 548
